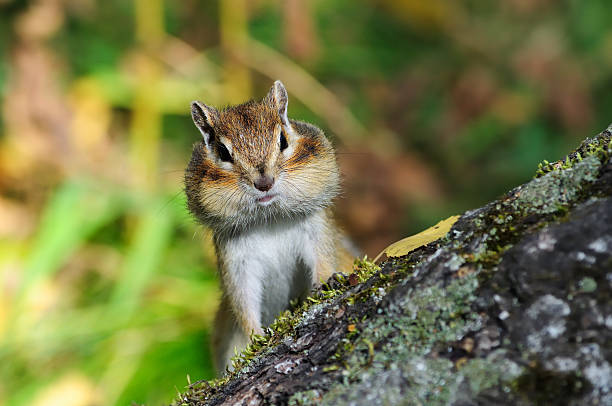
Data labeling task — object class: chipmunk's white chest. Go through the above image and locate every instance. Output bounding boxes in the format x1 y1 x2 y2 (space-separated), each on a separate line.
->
219 212 326 326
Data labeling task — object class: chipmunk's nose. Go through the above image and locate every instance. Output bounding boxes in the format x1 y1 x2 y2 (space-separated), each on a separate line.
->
254 175 274 192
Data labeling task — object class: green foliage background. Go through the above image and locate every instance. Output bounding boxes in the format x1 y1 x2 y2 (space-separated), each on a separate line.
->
0 0 610 404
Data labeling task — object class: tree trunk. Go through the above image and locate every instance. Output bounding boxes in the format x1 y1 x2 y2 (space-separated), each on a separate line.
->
175 125 612 406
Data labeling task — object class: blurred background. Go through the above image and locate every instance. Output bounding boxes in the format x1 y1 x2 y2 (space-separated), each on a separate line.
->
0 0 610 404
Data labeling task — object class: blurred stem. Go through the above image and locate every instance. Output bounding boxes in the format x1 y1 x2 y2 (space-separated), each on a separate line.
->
219 0 252 103
131 0 164 190
283 0 319 62
161 34 369 147
109 201 173 323
130 60 161 190
135 0 164 47
99 330 148 405
235 37 368 145
2 180 122 346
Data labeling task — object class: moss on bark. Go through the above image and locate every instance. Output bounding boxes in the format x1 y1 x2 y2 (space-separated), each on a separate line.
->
174 124 612 406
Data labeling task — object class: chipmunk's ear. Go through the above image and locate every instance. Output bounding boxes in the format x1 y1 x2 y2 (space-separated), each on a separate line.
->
266 80 289 126
191 101 218 149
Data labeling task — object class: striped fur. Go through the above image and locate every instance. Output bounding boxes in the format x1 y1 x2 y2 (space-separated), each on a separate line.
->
184 81 353 374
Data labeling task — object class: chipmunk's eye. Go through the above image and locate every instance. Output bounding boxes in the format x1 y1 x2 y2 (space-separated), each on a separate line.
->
280 131 288 151
217 143 233 163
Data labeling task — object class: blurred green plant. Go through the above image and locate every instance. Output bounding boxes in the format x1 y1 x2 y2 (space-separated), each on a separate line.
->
0 180 218 405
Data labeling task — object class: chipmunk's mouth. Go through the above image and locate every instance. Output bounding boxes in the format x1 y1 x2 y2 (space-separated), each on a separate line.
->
256 193 277 205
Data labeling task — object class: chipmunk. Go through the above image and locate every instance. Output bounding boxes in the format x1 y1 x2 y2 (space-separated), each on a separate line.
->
185 80 354 374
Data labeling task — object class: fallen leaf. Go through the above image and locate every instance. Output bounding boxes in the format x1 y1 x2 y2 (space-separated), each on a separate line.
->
374 215 460 262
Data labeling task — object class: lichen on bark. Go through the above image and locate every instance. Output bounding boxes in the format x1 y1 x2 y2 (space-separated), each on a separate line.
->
174 124 612 406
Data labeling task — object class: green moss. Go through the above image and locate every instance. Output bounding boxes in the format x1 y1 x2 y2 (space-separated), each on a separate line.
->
457 141 608 284
306 349 524 406
460 356 522 394
296 273 484 405
288 389 324 405
518 155 601 215
578 277 597 293
535 134 611 178
463 247 506 269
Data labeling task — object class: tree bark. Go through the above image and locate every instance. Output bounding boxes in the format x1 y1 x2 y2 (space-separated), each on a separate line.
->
175 125 612 406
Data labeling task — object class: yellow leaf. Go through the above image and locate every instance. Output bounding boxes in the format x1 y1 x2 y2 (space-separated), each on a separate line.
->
374 215 460 262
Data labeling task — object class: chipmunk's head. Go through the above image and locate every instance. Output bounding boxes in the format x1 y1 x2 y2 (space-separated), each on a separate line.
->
185 80 339 232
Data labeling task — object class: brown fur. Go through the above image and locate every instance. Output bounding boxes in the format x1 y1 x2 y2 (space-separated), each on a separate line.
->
184 81 356 374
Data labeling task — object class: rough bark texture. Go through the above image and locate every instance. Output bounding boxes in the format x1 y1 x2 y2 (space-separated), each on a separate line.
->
174 125 612 406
